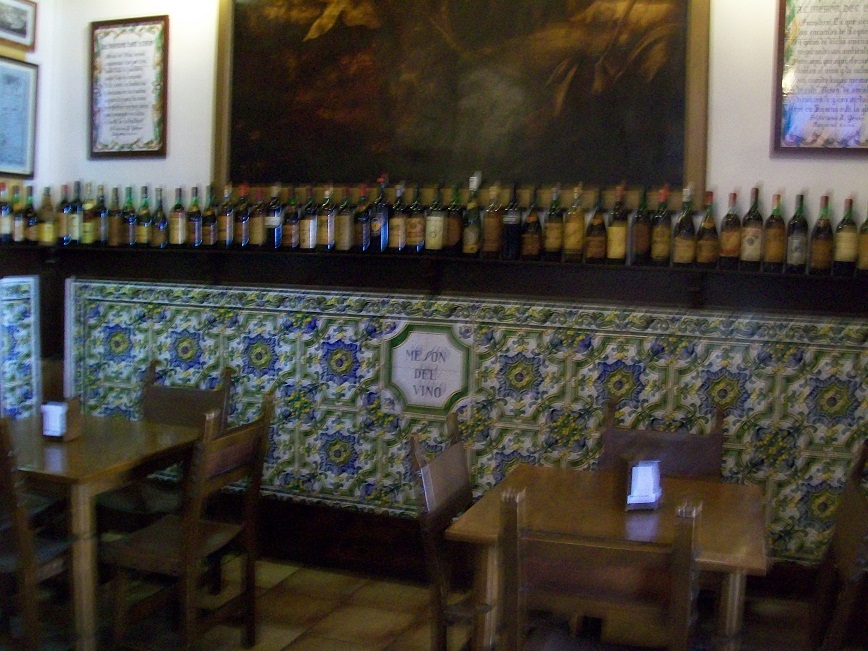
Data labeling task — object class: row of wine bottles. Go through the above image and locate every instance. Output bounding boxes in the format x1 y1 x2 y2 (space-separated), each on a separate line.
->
1 177 866 278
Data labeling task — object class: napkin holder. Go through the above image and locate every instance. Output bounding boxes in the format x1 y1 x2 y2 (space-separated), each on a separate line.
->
40 397 82 442
625 459 662 511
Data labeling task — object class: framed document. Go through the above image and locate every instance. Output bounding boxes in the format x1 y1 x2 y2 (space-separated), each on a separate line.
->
0 0 36 51
774 1 868 152
89 15 168 158
0 56 37 177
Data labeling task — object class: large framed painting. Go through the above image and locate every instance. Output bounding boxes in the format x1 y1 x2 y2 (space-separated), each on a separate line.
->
774 0 868 153
228 0 708 188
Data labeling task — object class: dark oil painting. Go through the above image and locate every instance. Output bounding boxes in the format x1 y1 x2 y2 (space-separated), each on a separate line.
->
230 0 688 187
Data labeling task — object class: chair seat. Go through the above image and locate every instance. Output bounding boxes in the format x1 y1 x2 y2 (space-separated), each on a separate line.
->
97 479 181 517
0 533 71 574
0 491 65 532
101 513 243 577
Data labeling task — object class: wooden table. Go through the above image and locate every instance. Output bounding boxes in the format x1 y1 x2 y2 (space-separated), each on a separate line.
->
10 414 201 651
446 464 768 651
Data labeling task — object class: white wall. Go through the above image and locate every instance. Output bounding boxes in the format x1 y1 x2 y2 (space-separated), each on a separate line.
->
31 0 219 191
27 0 868 223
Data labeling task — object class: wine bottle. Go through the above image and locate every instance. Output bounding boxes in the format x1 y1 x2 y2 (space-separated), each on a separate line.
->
317 185 336 252
80 183 96 245
425 184 446 254
187 186 203 248
54 184 70 247
858 202 868 278
832 197 857 277
406 184 426 254
520 185 542 260
481 182 503 259
584 189 607 264
446 183 464 255
785 194 808 274
265 185 284 249
11 186 25 244
631 187 651 265
0 183 11 245
107 187 122 247
67 181 83 246
122 187 137 247
217 184 235 248
502 182 523 260
563 183 585 263
135 186 152 247
151 187 168 249
369 175 390 253
95 185 109 245
234 183 251 249
202 184 219 247
168 187 187 247
388 182 407 253
606 183 628 265
695 190 719 268
718 192 741 270
672 185 695 267
353 184 371 253
739 187 763 271
763 194 786 273
334 186 354 252
650 185 672 266
249 187 266 248
298 185 317 252
809 195 833 276
462 172 482 257
543 184 564 261
37 186 56 247
17 186 37 245
282 186 299 250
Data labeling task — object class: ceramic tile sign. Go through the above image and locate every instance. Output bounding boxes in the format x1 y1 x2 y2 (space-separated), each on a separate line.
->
385 325 469 413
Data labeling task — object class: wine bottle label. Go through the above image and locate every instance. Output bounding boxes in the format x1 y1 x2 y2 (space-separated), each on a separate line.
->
265 213 283 228
764 228 786 262
462 225 480 254
503 210 522 225
0 214 11 235
39 222 56 245
720 230 740 257
446 217 462 247
607 224 627 259
521 232 541 256
187 220 202 246
787 234 807 265
300 218 316 249
651 227 671 260
696 239 719 263
125 223 137 246
388 217 407 249
632 223 650 254
544 222 564 252
217 215 232 244
250 216 265 246
26 223 38 242
169 214 186 245
318 215 335 247
135 223 150 245
56 213 68 238
12 219 25 242
353 220 369 249
482 215 502 252
810 240 833 269
234 219 250 246
425 215 445 250
563 219 584 254
335 214 353 250
672 236 696 263
151 227 167 248
371 214 384 237
858 233 868 270
68 213 82 240
81 220 96 244
203 223 218 246
741 226 762 262
407 217 425 246
585 234 606 258
833 230 857 262
284 222 300 248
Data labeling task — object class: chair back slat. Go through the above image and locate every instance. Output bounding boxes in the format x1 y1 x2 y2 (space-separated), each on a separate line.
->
599 400 724 479
0 419 36 567
141 362 232 429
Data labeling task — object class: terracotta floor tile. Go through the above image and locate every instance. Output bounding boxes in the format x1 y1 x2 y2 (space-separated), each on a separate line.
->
348 579 432 614
385 617 471 651
306 603 417 647
277 567 368 600
258 588 342 627
221 554 302 589
283 634 379 651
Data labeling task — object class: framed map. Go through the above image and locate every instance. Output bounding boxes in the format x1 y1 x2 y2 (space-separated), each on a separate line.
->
0 55 37 177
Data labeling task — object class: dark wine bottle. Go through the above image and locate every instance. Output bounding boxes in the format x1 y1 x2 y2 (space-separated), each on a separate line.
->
584 189 607 264
650 185 672 266
150 187 168 249
233 183 251 249
217 184 235 249
520 186 542 260
718 192 740 270
671 185 695 268
501 182 522 260
543 184 564 261
299 186 317 252
631 187 651 265
695 190 719 269
353 185 371 253
135 186 152 247
187 186 203 248
562 183 584 263
369 175 390 253
462 172 481 257
406 183 426 254
317 185 336 252
481 182 503 259
832 197 857 277
739 187 763 271
762 194 786 273
446 183 464 255
202 185 219 247
785 194 808 274
388 182 407 253
0 183 11 244
809 195 833 276
606 183 628 265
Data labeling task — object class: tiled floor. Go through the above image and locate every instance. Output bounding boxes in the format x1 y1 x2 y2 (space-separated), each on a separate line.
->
3 555 865 650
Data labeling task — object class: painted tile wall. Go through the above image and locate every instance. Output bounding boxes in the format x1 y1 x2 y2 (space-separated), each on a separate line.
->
68 280 867 563
0 276 41 420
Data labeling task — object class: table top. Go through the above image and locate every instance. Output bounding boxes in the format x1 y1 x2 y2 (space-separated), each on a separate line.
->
446 464 768 576
9 413 201 485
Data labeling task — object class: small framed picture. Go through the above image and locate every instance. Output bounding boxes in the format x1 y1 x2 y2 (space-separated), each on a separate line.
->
90 15 168 158
0 55 37 177
0 0 36 51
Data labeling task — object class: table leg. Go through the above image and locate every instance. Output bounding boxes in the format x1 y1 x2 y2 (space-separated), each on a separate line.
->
472 544 499 651
69 482 98 651
718 570 747 651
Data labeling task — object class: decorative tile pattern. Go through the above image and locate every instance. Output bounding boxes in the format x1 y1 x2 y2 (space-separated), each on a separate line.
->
67 280 867 563
0 276 41 420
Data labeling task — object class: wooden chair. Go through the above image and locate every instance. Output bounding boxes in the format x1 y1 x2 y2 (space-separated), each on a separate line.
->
598 400 725 480
96 361 234 534
498 489 697 651
100 393 274 650
410 412 484 651
0 417 72 651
